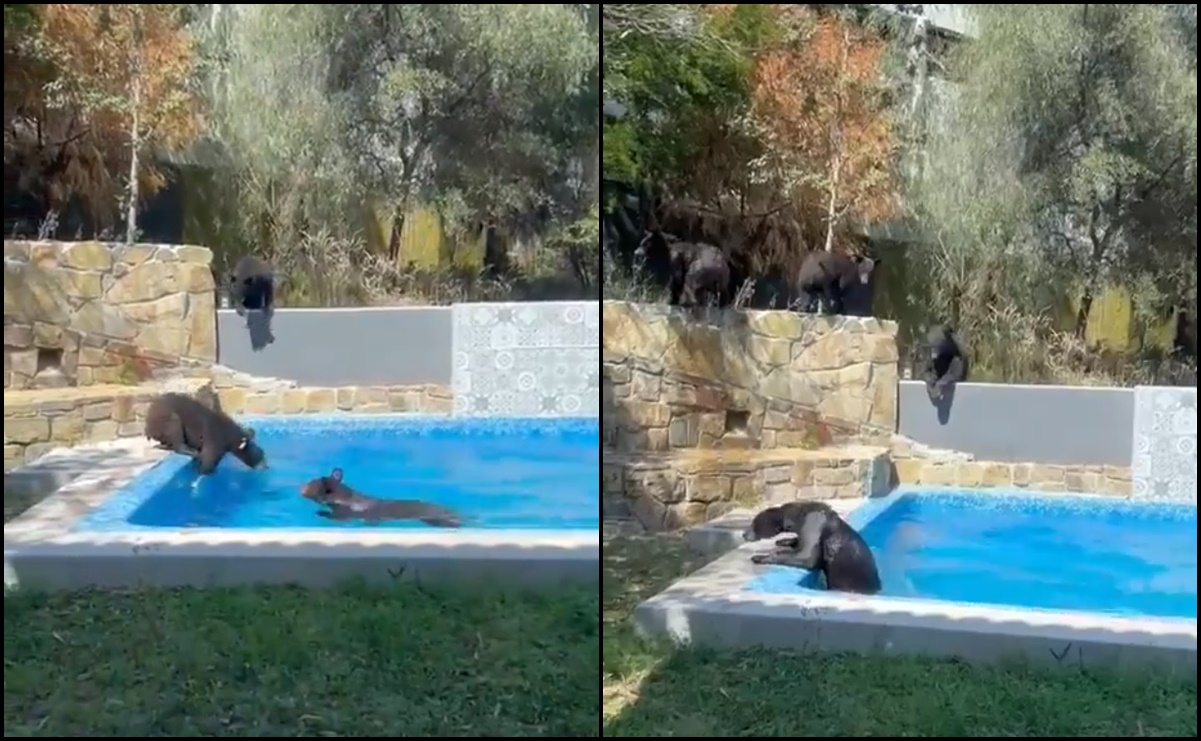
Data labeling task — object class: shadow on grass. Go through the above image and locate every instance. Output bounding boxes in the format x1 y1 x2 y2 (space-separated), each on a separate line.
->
601 530 1198 737
4 580 599 737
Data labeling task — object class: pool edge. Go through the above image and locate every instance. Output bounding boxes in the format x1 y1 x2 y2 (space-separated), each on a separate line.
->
5 436 600 593
634 543 1198 678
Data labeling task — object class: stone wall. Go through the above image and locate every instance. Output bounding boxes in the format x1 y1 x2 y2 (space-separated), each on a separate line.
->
4 240 216 389
604 446 891 529
4 379 216 469
602 301 899 452
3 375 454 471
196 365 451 416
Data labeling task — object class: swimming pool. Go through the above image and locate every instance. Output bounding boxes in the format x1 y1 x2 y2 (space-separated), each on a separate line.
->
77 416 599 532
746 489 1197 620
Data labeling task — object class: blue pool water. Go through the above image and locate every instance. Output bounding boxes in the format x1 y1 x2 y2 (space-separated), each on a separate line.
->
78 416 598 531
747 490 1197 620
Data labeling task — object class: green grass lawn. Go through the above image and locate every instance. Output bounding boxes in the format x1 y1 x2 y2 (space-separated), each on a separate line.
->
4 582 599 736
602 531 1197 737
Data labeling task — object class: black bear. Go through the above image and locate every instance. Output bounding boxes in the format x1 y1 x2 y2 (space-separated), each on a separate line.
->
229 255 274 313
923 324 968 402
795 250 880 316
229 255 276 351
144 393 268 475
743 501 881 595
635 230 731 308
300 468 463 527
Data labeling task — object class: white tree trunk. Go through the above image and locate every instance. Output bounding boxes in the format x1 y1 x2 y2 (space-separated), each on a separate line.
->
822 24 851 253
125 8 143 244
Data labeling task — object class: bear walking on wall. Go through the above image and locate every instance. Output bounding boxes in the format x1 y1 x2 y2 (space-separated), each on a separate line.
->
795 250 880 316
635 230 731 308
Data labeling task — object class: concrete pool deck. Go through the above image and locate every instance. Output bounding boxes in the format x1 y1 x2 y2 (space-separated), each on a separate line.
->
635 490 1197 678
5 439 597 592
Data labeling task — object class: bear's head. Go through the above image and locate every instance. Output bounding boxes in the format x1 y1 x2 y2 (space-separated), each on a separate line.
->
633 230 681 264
300 467 350 503
230 427 268 470
925 324 957 361
851 254 881 285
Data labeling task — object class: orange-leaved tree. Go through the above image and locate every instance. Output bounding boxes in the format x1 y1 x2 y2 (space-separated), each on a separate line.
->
751 6 898 253
8 4 201 238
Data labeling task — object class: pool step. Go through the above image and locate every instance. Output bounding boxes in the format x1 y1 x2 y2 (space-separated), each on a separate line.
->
3 379 215 470
602 445 890 532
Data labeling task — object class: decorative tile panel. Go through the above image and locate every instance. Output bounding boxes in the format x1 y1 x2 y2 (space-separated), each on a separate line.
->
451 302 600 418
1130 386 1197 503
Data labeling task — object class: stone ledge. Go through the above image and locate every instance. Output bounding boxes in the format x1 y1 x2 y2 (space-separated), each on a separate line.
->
603 445 891 532
4 378 214 469
215 384 453 416
892 458 1132 497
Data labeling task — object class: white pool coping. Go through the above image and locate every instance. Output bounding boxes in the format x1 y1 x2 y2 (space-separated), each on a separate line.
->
635 489 1198 677
5 438 598 592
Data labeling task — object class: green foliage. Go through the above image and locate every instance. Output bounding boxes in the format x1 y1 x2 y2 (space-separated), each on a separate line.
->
3 3 38 31
907 4 1196 339
198 4 597 279
602 4 772 187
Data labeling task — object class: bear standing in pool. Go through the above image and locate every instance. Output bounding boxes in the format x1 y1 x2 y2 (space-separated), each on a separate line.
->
922 324 968 402
229 255 276 351
300 468 463 528
743 501 881 595
795 251 880 316
635 230 731 308
144 393 268 475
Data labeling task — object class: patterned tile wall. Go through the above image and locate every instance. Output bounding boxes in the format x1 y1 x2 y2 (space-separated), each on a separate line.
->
1130 386 1197 503
451 302 600 418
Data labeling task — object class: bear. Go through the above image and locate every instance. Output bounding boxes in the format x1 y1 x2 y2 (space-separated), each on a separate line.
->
923 324 968 402
229 255 276 351
742 501 881 595
300 468 463 528
634 230 731 308
795 250 880 316
144 393 268 475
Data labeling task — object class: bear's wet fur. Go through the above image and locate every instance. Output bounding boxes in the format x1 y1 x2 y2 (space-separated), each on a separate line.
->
144 393 267 475
743 501 881 595
300 468 462 528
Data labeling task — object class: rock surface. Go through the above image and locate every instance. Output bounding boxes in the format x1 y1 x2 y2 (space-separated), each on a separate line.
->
5 240 217 390
602 301 899 452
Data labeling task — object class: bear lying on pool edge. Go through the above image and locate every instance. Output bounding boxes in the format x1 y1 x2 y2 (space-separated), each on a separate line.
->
743 501 881 595
300 468 463 528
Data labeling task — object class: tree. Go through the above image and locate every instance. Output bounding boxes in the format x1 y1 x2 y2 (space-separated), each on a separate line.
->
602 4 898 277
5 4 201 237
211 4 596 263
910 4 1196 340
750 6 898 253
